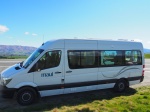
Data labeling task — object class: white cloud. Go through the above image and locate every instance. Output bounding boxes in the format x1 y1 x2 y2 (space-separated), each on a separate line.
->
0 25 9 33
32 33 37 36
24 32 38 36
24 32 29 35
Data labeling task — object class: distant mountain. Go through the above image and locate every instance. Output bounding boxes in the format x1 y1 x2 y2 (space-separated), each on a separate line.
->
144 48 150 54
0 45 149 56
0 45 37 56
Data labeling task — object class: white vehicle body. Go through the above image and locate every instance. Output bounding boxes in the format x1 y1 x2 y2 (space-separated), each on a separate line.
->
0 39 144 105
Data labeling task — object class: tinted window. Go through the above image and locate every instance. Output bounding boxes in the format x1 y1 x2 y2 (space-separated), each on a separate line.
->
67 50 142 69
101 51 123 66
37 50 61 70
68 50 98 69
125 50 142 65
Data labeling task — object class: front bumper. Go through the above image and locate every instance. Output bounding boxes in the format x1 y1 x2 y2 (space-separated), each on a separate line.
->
0 85 16 98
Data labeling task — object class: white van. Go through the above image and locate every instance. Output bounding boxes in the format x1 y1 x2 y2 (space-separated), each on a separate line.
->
0 39 144 105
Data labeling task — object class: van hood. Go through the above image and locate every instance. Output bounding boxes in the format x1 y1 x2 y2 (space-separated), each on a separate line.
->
1 63 24 78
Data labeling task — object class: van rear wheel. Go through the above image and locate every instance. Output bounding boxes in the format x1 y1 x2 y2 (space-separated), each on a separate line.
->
114 79 127 92
16 87 37 106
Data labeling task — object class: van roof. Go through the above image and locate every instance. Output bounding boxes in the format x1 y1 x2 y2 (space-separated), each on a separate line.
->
39 39 143 51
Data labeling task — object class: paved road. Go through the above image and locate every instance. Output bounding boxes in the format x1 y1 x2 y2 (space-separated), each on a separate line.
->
138 59 150 87
0 59 24 72
0 59 149 109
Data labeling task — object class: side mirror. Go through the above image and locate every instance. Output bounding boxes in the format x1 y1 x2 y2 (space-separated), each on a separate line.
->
37 68 41 72
18 61 24 68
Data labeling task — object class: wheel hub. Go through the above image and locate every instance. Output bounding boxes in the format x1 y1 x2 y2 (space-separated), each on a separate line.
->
119 82 124 90
22 92 31 102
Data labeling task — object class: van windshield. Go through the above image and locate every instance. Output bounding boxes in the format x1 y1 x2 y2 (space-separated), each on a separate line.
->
22 48 44 68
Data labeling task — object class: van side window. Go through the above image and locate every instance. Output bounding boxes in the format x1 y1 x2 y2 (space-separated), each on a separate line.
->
37 50 61 70
67 50 142 69
101 51 123 66
125 50 142 65
68 50 98 69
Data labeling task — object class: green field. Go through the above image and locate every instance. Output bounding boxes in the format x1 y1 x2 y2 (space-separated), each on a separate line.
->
0 55 28 59
145 54 150 59
2 86 150 112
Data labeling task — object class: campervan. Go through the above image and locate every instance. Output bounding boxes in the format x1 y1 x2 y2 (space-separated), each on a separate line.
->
0 39 144 105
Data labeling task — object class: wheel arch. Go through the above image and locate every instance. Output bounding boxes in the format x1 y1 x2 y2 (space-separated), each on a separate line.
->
14 82 40 97
14 82 37 89
115 78 129 87
114 78 129 92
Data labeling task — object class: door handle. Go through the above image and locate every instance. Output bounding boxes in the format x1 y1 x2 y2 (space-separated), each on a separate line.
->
66 71 72 73
61 78 65 87
55 71 61 74
61 78 64 81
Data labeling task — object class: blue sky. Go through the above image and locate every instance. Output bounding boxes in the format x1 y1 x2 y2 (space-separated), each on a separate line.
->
0 0 150 48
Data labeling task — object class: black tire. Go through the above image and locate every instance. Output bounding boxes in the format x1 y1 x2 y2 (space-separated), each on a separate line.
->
114 79 127 92
16 87 37 106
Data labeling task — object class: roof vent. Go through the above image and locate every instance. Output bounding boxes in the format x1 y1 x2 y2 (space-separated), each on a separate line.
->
118 39 128 41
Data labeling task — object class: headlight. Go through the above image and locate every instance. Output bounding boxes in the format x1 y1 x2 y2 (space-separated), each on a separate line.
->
2 78 12 86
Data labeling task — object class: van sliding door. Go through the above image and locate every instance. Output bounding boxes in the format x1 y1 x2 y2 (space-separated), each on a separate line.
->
64 50 99 93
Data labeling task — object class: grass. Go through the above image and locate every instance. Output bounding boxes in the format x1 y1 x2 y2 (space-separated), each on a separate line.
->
145 54 150 59
0 55 28 59
1 86 150 112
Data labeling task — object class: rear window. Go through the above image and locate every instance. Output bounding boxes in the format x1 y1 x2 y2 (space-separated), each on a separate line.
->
125 50 142 65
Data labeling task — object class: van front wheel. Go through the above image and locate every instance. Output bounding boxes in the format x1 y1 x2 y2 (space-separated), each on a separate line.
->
16 87 37 106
